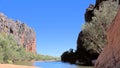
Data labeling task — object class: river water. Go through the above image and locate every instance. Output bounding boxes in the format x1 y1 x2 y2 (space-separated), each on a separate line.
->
34 61 93 68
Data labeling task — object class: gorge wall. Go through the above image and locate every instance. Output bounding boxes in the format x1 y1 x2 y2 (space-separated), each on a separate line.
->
95 9 120 68
75 0 120 65
0 13 36 52
61 0 120 65
76 0 120 65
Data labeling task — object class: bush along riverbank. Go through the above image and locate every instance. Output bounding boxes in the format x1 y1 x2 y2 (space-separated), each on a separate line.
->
0 33 59 64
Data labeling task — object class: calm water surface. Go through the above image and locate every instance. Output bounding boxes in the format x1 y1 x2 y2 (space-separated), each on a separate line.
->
34 61 93 68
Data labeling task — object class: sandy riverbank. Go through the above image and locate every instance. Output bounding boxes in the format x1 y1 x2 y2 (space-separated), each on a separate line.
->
0 64 36 68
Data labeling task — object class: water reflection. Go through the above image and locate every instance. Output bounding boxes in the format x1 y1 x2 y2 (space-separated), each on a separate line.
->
34 61 93 68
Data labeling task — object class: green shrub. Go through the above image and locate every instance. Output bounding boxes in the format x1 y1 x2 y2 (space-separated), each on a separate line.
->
81 1 118 53
0 33 59 63
0 33 31 63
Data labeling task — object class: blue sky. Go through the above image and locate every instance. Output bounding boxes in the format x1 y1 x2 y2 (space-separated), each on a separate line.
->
0 0 95 57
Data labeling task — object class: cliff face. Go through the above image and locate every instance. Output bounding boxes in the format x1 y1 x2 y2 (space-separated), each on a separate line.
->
76 0 120 65
95 9 120 68
0 13 36 52
61 0 120 65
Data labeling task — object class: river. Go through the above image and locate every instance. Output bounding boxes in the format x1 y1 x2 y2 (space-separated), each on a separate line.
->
34 61 93 68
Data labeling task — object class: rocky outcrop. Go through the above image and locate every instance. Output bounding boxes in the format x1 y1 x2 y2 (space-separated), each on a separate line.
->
61 49 77 64
95 9 120 68
0 13 36 52
85 4 94 22
75 0 120 65
61 0 120 65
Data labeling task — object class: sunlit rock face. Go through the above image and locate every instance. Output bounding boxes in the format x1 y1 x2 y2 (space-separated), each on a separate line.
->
76 0 120 65
0 13 36 52
95 9 120 68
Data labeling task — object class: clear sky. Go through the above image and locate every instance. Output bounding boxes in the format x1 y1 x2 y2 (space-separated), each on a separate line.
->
0 0 95 57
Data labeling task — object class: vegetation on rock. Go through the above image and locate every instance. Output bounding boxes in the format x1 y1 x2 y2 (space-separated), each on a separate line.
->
0 13 36 53
76 0 119 65
61 0 120 66
95 9 120 68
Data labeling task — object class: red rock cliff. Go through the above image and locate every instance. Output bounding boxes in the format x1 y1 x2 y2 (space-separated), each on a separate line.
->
75 0 119 65
95 9 120 68
0 13 36 53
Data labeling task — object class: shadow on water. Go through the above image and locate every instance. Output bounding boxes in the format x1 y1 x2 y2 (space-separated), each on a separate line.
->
34 61 93 68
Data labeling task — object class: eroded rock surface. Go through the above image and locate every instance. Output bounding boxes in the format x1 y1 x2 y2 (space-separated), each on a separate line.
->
95 9 120 68
0 13 36 52
76 0 120 65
